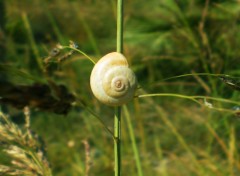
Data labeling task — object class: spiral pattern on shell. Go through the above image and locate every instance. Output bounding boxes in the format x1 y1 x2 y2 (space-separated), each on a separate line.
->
90 52 137 106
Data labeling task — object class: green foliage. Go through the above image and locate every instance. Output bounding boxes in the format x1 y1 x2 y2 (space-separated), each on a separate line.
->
1 0 240 175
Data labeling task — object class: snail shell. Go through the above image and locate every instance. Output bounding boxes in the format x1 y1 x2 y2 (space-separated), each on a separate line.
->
90 52 137 106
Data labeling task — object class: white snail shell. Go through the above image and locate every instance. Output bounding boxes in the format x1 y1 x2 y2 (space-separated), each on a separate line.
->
90 52 137 106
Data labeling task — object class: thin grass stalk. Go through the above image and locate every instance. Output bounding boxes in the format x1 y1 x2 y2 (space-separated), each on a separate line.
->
123 105 143 176
117 0 123 53
74 7 101 56
138 90 205 175
45 10 65 44
228 126 236 176
115 0 124 175
22 13 43 71
61 46 95 64
114 107 121 176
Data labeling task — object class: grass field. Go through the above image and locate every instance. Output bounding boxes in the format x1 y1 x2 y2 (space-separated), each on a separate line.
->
1 0 240 175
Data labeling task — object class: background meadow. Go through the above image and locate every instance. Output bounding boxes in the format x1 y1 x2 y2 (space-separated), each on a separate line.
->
1 0 240 175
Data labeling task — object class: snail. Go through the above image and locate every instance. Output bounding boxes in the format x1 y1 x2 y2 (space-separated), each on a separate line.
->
90 52 137 106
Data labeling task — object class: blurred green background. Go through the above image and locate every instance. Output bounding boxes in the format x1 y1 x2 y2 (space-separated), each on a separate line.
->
1 0 240 175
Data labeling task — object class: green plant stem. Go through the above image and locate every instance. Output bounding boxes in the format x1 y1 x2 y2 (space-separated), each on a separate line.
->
123 105 143 176
162 73 228 81
61 46 96 64
115 0 124 176
75 100 114 138
114 107 121 176
138 93 240 114
86 107 114 138
117 0 123 53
